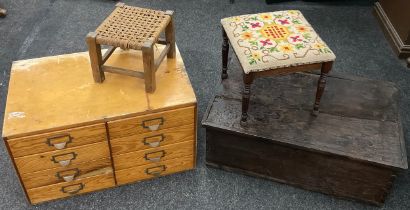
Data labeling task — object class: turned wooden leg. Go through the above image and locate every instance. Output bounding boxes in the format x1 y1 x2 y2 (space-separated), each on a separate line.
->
165 10 176 59
142 39 156 93
86 32 105 83
222 28 229 80
313 61 333 116
241 73 254 124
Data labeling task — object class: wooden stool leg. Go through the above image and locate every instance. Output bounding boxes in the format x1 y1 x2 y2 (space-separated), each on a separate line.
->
86 32 104 83
0 8 6 17
142 40 156 93
241 73 254 124
313 61 333 116
165 10 176 59
222 28 229 80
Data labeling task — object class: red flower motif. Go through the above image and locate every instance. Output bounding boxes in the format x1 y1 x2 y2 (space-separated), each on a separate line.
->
260 39 273 46
290 36 302 42
251 22 261 28
278 19 290 25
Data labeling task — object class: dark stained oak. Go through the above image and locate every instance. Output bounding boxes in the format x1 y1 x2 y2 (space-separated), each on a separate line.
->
202 59 407 205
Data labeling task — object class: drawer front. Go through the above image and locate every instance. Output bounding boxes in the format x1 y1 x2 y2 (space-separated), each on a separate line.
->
21 158 112 189
15 141 110 174
110 123 194 155
116 155 194 185
108 106 195 139
27 169 115 204
113 141 194 170
7 123 107 157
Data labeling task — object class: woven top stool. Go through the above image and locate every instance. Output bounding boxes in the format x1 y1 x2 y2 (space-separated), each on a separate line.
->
86 3 175 93
220 10 336 124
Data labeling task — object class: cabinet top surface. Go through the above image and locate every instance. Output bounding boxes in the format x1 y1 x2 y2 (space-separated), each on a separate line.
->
3 45 196 138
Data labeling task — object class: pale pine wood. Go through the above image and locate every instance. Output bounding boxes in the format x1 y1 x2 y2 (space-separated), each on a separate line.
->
14 141 110 174
21 158 112 189
142 40 156 93
3 45 196 139
86 32 105 83
113 140 194 170
115 155 194 185
108 106 195 139
165 10 176 58
27 171 115 204
7 123 107 157
110 123 194 155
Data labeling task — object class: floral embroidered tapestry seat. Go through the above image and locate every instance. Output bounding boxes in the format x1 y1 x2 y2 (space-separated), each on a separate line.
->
221 10 336 74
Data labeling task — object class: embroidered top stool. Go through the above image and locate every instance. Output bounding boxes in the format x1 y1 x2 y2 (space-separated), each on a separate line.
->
221 10 336 124
86 3 175 93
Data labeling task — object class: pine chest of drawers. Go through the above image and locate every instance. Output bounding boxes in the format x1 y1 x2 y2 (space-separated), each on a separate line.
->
2 45 197 204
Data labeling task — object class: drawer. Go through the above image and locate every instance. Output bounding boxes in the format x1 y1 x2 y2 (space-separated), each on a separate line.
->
108 106 195 139
7 123 107 157
116 155 194 185
110 123 194 155
21 158 112 189
113 140 194 170
27 168 115 204
14 141 110 174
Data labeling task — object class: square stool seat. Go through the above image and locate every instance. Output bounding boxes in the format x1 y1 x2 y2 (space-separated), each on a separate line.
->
221 10 335 74
220 10 336 124
86 3 176 93
95 6 171 50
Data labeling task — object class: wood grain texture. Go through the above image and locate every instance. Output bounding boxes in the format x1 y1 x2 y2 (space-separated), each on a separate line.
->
115 155 193 185
113 140 194 170
3 45 196 139
7 123 107 157
203 59 406 169
110 123 194 155
27 170 115 204
21 158 112 189
108 106 195 139
202 63 407 204
205 129 395 205
14 141 110 174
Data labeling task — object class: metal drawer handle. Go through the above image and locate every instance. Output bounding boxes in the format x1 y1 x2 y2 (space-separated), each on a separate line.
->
143 134 165 148
61 183 84 194
144 150 166 162
51 152 77 167
145 165 166 176
46 134 72 150
56 168 80 182
142 117 164 131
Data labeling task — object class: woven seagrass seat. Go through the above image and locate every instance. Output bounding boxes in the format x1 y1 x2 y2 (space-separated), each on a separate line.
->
86 3 176 93
220 10 336 124
95 6 171 50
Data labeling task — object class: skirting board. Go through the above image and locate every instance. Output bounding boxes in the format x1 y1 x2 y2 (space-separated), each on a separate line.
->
373 2 410 58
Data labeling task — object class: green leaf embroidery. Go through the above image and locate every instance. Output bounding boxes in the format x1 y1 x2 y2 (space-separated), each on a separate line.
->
249 41 258 46
295 44 305 50
292 19 301 24
268 47 279 53
303 33 312 39
249 59 257 65
250 16 258 21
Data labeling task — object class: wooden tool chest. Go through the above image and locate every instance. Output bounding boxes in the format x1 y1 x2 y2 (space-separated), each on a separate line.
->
202 59 407 205
2 45 197 204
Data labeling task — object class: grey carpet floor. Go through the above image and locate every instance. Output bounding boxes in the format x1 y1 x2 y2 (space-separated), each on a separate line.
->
0 0 409 209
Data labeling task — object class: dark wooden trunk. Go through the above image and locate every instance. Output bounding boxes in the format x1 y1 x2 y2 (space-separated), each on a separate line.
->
202 59 407 205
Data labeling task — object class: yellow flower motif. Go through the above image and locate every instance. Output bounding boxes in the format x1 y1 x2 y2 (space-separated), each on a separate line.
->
313 43 325 49
288 10 299 15
278 44 294 53
296 26 308 33
251 52 261 60
242 32 253 40
230 16 242 22
259 13 272 21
